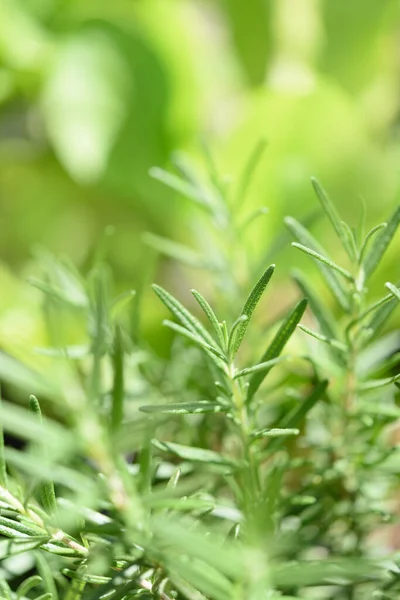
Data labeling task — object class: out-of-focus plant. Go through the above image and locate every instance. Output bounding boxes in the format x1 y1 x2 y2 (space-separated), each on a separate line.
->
0 151 400 599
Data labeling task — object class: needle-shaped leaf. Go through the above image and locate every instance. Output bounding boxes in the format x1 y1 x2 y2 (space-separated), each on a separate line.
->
251 428 299 439
152 440 236 467
0 516 45 538
16 575 42 599
240 207 269 231
364 288 399 340
386 282 400 301
191 289 225 348
111 325 124 433
358 373 400 392
363 205 400 279
234 357 287 379
228 315 248 356
153 284 216 347
358 223 387 264
149 167 212 211
247 299 308 402
267 380 329 453
110 290 136 321
144 233 214 270
291 270 344 365
0 391 7 487
291 243 354 282
235 138 267 208
36 552 59 600
230 265 275 356
163 320 226 367
139 401 227 414
29 396 57 517
0 580 12 600
298 325 347 352
285 217 350 311
28 278 85 307
340 221 358 262
357 293 394 322
0 536 48 559
311 177 354 258
35 593 52 600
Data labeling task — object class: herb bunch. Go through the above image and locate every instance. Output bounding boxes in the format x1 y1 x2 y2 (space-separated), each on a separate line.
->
0 150 399 600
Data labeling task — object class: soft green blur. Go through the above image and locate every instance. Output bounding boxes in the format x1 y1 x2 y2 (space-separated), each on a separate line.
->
1 0 400 355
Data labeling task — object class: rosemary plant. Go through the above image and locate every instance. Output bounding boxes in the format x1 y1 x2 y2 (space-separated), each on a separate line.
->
0 152 399 600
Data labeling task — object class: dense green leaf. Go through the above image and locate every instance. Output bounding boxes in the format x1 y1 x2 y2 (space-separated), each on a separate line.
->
0 516 45 537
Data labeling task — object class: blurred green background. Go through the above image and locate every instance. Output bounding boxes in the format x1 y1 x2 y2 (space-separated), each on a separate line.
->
1 0 400 359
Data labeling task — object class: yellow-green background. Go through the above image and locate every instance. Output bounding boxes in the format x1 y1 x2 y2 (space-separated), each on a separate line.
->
1 0 400 357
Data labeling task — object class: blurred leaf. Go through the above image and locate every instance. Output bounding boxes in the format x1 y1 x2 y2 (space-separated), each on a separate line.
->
364 205 400 279
358 373 400 391
291 243 353 282
152 439 236 467
285 217 350 310
221 0 272 85
16 575 42 599
311 177 354 259
251 428 299 439
298 324 347 352
163 319 226 364
144 233 214 270
140 401 227 414
267 380 329 453
247 299 307 401
149 167 212 212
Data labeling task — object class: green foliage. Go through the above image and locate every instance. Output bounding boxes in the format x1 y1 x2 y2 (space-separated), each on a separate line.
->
0 157 400 600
